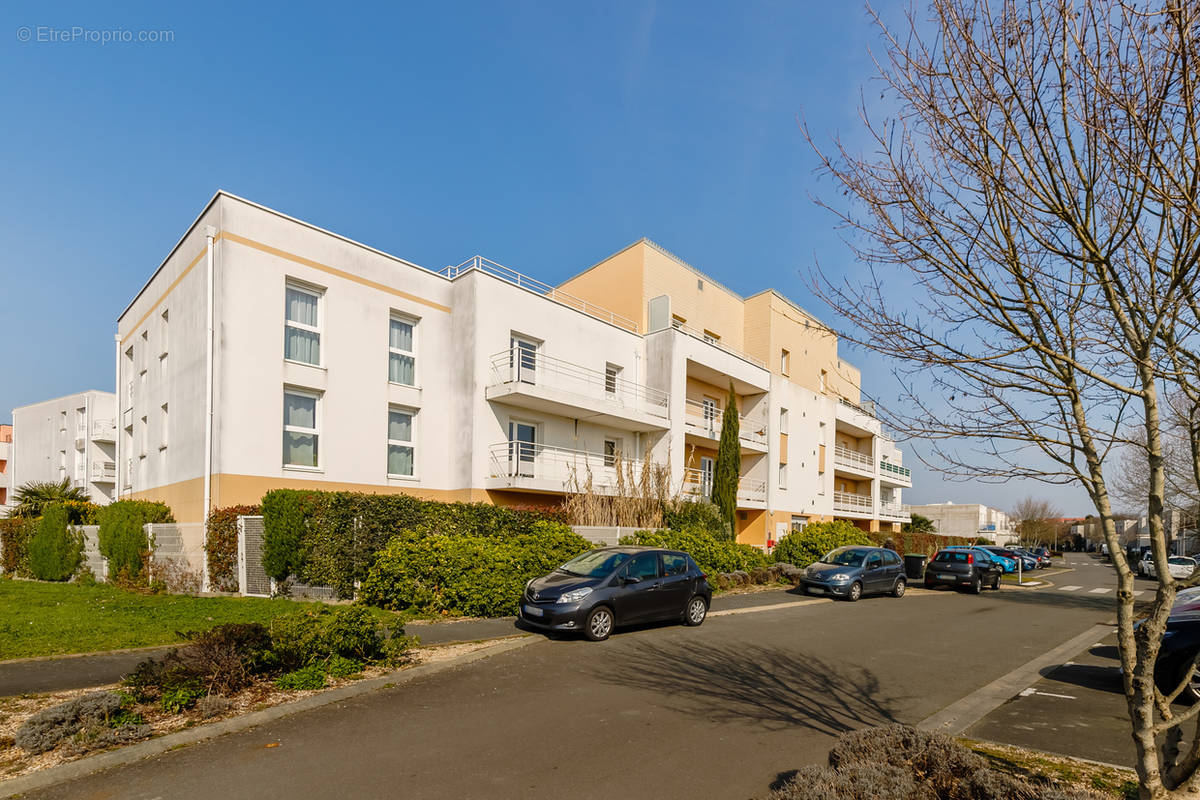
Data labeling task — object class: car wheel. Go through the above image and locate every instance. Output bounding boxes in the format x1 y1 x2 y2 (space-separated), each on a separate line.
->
969 576 983 594
584 606 614 642
892 577 906 598
991 573 1001 590
847 581 863 602
683 595 708 626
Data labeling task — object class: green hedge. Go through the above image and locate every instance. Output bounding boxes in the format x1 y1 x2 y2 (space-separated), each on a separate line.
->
0 517 35 576
261 489 567 597
97 500 174 581
772 521 874 568
619 527 771 575
27 503 84 581
360 521 591 617
867 530 977 558
206 505 261 592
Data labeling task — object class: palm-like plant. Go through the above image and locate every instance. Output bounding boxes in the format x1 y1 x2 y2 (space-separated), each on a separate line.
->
11 479 91 518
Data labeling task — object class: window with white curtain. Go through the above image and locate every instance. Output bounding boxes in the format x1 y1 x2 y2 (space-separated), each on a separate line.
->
388 315 416 385
387 407 415 476
285 283 322 365
283 389 320 467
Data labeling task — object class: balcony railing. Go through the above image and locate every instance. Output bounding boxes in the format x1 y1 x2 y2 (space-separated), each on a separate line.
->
488 348 669 418
833 444 874 472
680 467 767 505
879 502 912 521
880 460 911 479
838 396 877 418
670 320 767 369
488 441 645 492
440 256 639 333
92 419 117 441
833 491 873 514
682 399 767 445
92 460 117 481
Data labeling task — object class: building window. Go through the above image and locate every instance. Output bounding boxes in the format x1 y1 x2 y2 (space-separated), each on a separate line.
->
388 315 416 385
779 462 788 490
603 439 620 467
780 408 789 430
605 364 622 396
819 369 828 392
59 411 66 433
160 403 168 450
781 349 790 375
285 283 322 365
139 416 148 457
159 309 169 356
791 515 808 531
283 389 320 467
387 407 415 476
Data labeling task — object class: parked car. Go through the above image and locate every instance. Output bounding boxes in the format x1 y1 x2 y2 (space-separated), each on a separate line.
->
1031 547 1053 564
518 547 712 642
945 546 1017 574
799 546 907 601
924 548 1003 593
1146 556 1199 581
1153 610 1200 703
981 546 1038 572
1139 550 1154 577
1013 547 1047 569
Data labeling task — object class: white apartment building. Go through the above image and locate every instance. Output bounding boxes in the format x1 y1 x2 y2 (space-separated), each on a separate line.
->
907 501 1016 544
9 391 118 505
1 424 12 512
116 192 912 545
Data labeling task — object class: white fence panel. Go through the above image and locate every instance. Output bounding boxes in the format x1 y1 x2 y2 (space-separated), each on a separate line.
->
238 515 271 597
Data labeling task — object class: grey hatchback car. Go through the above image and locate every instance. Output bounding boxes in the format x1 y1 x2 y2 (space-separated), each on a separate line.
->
799 546 907 601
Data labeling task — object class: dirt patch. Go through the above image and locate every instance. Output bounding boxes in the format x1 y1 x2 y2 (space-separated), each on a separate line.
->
962 738 1138 799
0 639 502 780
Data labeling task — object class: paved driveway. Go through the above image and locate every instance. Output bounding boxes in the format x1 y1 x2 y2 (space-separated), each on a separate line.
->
22 586 1112 800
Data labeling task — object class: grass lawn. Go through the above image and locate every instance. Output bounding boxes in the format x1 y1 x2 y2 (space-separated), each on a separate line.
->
0 579 401 660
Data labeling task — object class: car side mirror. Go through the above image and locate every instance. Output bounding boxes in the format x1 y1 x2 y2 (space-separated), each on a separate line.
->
622 575 642 585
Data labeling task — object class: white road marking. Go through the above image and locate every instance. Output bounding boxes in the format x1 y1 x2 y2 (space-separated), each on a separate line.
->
1018 687 1077 699
1088 587 1111 594
1133 590 1147 597
1059 585 1083 592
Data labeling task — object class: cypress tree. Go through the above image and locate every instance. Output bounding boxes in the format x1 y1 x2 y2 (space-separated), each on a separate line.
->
711 381 741 540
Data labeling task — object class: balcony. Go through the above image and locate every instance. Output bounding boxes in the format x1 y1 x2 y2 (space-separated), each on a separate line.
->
680 468 767 507
92 419 117 442
879 502 912 522
838 396 876 417
833 444 874 475
671 320 766 369
92 460 117 483
682 399 768 451
440 256 640 333
833 491 874 518
879 459 912 487
834 396 880 438
486 348 670 432
486 441 647 495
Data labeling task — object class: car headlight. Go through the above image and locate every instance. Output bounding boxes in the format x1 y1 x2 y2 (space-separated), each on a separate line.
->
558 587 593 605
830 573 851 582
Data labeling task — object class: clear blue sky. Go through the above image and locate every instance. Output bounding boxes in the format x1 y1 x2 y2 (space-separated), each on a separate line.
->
0 0 1093 515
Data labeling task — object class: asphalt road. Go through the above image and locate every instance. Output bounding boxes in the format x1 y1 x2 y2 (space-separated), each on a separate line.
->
22 580 1114 800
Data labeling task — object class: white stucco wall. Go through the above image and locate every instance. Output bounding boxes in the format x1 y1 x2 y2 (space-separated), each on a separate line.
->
10 391 117 505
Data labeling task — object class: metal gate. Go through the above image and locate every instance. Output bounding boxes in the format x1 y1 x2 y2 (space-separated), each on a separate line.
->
237 515 271 597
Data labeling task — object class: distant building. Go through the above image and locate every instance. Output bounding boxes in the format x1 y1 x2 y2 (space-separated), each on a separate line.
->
0 424 11 511
10 391 118 505
908 501 1016 544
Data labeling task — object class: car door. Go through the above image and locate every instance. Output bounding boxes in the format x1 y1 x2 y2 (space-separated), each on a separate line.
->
974 550 996 582
882 550 902 589
862 552 886 594
656 552 692 619
612 552 662 624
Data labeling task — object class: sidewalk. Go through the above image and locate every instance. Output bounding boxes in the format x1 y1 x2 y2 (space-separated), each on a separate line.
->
0 586 810 697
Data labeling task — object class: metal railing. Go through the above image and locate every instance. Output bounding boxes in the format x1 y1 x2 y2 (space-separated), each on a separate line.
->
880 460 911 479
439 256 640 333
92 419 117 441
682 399 767 445
879 502 912 521
92 461 117 480
488 441 645 491
837 396 877 418
833 444 874 472
488 348 669 418
833 491 874 514
680 467 767 504
670 320 767 369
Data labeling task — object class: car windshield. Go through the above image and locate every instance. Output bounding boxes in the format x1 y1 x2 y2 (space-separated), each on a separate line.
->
822 548 868 567
558 550 634 578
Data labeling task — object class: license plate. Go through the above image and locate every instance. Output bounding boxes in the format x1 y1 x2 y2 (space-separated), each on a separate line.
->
938 574 954 580
523 604 543 617
807 586 824 595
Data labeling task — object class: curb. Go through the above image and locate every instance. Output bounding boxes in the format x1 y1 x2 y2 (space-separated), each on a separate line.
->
0 635 538 799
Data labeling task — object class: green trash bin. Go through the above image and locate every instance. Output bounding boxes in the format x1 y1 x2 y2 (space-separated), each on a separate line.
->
903 554 928 580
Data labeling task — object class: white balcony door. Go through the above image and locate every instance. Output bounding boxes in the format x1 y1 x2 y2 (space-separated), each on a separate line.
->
511 336 538 384
700 456 715 498
702 397 718 434
508 421 536 477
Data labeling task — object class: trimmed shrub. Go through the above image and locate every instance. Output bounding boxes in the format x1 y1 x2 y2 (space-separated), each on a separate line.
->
827 724 984 797
268 605 388 669
773 521 873 568
0 517 36 576
619 527 770 576
260 489 567 596
97 500 174 581
869 530 977 558
769 763 924 800
27 503 84 581
661 500 726 539
15 691 123 754
59 500 101 525
360 521 591 617
205 504 261 592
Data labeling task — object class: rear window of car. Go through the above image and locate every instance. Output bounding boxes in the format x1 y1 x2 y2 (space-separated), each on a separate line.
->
933 551 970 563
883 550 901 566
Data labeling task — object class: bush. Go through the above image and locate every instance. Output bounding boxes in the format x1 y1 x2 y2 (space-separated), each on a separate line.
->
661 500 726 539
268 606 387 669
178 622 274 694
261 489 567 596
360 521 591 617
325 655 364 679
828 724 984 798
196 694 232 718
769 763 923 800
15 691 124 754
868 530 978 558
773 521 873 568
618 527 770 576
206 504 260 592
0 517 34 576
27 503 84 582
59 500 100 526
159 683 205 713
97 500 174 581
275 664 327 691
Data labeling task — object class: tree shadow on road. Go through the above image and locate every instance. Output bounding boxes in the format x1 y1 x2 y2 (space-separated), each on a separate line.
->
587 639 899 736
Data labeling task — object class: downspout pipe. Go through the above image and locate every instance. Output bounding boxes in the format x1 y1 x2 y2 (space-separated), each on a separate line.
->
202 225 216 592
113 334 121 498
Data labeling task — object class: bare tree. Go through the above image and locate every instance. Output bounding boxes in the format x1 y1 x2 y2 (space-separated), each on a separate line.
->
1011 496 1063 547
1114 394 1200 515
804 1 1200 796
